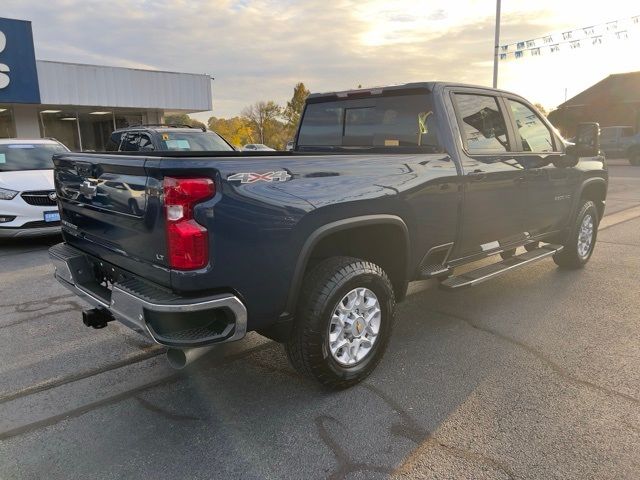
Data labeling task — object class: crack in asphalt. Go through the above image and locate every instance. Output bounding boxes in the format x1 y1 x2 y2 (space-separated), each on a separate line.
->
0 342 272 440
315 415 394 479
135 396 201 421
362 384 516 479
0 307 80 330
244 360 516 479
432 309 640 407
0 348 164 405
0 294 75 309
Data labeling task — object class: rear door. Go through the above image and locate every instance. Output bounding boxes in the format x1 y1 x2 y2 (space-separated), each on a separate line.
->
502 97 577 237
449 90 528 259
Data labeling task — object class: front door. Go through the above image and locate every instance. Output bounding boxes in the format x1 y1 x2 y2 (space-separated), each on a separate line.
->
503 98 577 237
450 91 528 259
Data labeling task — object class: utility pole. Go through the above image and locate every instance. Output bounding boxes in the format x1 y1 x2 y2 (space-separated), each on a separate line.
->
492 0 502 88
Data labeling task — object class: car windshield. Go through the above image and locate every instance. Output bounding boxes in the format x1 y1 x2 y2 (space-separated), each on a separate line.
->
0 143 68 172
158 131 233 151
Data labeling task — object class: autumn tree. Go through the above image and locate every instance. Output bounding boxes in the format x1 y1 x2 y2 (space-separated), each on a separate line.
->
164 113 206 130
533 103 548 117
208 116 254 148
283 82 310 137
241 100 282 147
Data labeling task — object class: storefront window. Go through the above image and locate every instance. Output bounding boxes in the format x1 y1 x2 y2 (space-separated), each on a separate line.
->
0 106 16 138
40 111 80 151
115 112 147 129
78 112 114 151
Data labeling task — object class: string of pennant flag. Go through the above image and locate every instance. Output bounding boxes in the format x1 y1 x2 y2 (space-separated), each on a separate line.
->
499 14 640 60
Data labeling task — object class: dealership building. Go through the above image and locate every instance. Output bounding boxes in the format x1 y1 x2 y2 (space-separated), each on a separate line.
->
0 17 212 151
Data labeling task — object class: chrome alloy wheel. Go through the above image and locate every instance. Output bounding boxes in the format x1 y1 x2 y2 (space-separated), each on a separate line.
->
328 287 382 366
577 213 594 258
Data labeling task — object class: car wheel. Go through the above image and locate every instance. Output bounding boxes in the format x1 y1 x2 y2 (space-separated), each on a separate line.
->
630 153 640 166
285 256 395 389
500 249 516 260
524 241 540 252
553 200 599 269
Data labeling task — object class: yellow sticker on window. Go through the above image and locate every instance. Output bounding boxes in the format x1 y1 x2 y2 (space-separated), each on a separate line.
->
162 133 169 141
384 139 400 146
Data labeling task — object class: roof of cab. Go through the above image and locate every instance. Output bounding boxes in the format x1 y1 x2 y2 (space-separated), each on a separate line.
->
306 81 518 102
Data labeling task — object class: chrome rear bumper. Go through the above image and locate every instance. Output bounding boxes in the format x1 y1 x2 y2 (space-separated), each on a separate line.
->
49 243 247 347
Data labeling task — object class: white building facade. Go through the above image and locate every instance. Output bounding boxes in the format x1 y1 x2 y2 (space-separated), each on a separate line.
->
0 18 212 151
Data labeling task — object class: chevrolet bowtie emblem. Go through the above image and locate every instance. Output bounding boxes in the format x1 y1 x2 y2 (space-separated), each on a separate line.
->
80 180 98 199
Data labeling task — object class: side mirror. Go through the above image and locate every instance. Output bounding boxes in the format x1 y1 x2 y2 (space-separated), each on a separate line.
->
572 122 600 157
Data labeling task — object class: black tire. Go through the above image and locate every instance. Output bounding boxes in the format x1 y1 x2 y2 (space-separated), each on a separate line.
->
553 200 599 269
524 241 540 252
500 249 516 260
284 256 396 389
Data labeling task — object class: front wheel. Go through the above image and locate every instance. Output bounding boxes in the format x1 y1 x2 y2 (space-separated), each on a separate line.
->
285 256 396 389
553 200 599 269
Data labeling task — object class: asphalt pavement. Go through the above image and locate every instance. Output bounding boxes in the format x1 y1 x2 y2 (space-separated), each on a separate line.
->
0 161 639 479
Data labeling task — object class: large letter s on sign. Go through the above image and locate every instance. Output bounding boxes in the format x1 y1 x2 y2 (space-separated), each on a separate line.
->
0 31 9 89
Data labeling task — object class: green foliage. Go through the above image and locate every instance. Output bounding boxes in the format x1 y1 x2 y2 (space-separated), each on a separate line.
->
283 82 310 133
164 113 206 130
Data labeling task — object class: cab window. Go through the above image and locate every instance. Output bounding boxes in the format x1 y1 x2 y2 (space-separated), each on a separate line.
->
507 100 555 153
454 93 510 154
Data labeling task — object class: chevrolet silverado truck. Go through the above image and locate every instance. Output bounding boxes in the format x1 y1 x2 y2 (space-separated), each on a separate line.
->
49 82 607 389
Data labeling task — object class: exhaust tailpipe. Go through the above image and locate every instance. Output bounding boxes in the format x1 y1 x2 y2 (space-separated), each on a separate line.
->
166 345 216 369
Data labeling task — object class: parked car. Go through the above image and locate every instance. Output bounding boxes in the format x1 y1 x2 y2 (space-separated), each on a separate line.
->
242 143 275 151
106 124 235 152
0 139 69 238
50 82 606 389
599 126 640 165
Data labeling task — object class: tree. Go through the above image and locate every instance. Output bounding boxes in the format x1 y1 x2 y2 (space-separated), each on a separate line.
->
241 101 282 147
533 103 548 117
164 113 206 130
283 82 310 135
208 116 254 148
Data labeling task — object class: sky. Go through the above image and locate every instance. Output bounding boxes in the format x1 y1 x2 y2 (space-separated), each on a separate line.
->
4 1 640 121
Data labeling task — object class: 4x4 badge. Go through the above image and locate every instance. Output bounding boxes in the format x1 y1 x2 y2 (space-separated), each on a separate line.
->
228 171 291 184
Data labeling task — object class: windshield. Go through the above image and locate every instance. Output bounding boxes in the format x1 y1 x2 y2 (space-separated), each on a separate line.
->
297 93 443 152
0 143 68 172
158 131 233 151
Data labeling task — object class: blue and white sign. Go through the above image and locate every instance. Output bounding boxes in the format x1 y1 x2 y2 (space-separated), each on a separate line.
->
0 17 40 104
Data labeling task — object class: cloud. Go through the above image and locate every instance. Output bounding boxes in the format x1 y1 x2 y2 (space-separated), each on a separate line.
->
3 0 639 119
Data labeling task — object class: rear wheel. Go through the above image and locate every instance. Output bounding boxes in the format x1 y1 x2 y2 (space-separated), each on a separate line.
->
500 249 516 260
285 256 395 389
524 241 540 252
553 200 599 269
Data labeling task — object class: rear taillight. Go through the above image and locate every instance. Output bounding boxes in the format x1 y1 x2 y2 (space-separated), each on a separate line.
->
163 177 215 270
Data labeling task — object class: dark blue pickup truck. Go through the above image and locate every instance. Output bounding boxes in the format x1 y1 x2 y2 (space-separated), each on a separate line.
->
50 82 607 388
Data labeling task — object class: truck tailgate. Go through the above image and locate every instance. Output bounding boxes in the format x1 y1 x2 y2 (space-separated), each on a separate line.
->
53 153 170 287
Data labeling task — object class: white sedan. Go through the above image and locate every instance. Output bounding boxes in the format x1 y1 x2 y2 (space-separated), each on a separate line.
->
0 139 69 238
242 143 275 151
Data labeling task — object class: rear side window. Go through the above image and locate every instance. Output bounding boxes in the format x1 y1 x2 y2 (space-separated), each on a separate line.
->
120 133 140 151
507 100 555 152
297 94 442 152
454 93 510 154
106 133 121 151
